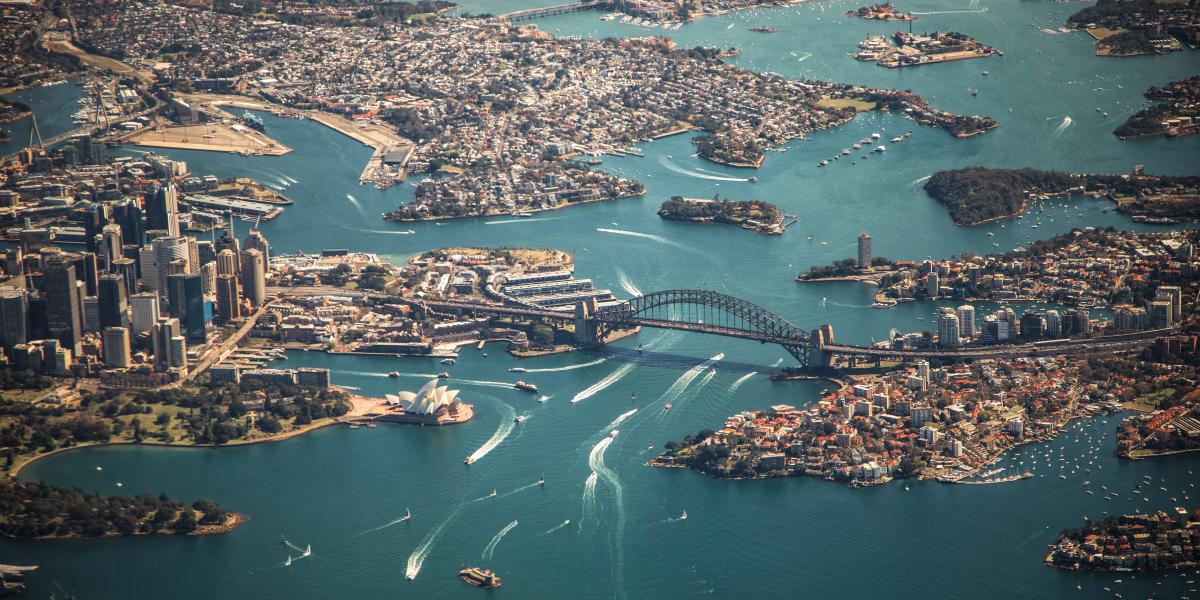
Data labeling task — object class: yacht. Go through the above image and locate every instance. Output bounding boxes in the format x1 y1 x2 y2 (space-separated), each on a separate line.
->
871 132 881 139
818 159 829 167
440 358 456 365
514 415 528 423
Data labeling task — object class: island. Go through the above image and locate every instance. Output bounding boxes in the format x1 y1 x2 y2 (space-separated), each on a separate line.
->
847 3 915 21
1115 76 1200 140
923 166 1200 226
657 195 787 235
863 31 996 69
1045 510 1199 572
0 479 241 539
1067 0 1196 56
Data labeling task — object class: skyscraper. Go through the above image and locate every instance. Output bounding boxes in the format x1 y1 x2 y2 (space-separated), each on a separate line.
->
102 326 131 368
245 228 270 265
215 274 241 323
100 224 123 271
200 261 217 295
146 183 180 236
152 316 182 371
129 292 160 334
956 304 976 340
167 273 206 343
926 272 939 299
41 253 84 354
857 232 872 269
216 248 238 276
97 273 128 329
1044 309 1062 339
0 287 29 349
113 199 146 247
239 248 266 308
938 308 960 348
147 236 189 294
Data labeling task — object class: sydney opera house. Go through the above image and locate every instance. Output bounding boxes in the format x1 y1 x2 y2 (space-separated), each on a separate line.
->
377 379 474 425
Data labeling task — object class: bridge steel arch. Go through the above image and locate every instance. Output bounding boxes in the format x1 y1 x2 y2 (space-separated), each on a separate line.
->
590 290 812 367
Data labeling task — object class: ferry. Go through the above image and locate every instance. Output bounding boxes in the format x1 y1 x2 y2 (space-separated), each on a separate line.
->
459 567 502 589
514 381 539 393
388 371 401 378
464 456 476 465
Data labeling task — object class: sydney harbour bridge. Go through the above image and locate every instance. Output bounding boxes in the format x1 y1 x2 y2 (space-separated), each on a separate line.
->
402 289 1170 369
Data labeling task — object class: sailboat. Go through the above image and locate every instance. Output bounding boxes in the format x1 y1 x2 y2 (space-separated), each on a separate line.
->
490 489 497 498
284 556 292 567
679 510 688 520
303 545 312 557
404 507 412 521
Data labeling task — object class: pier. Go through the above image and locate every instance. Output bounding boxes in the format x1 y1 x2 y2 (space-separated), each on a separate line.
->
501 1 609 22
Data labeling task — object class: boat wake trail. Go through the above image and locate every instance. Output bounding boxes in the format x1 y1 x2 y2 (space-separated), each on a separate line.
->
795 52 812 62
525 357 606 373
481 520 519 560
354 513 411 537
572 363 637 403
908 175 932 189
658 157 750 182
596 228 687 250
615 269 643 298
282 174 298 184
654 354 724 410
345 194 367 218
587 435 626 599
697 369 716 390
498 481 541 499
282 538 306 553
360 229 417 235
605 409 638 432
465 401 517 464
1050 116 1073 140
405 506 460 580
580 471 599 530
729 372 756 392
541 519 571 535
484 216 561 225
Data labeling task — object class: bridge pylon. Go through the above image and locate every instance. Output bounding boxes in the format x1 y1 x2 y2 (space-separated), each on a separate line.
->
573 298 601 345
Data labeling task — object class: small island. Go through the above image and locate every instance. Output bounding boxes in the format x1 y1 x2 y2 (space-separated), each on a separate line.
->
1115 76 1200 140
923 166 1200 226
0 479 241 539
847 3 915 21
873 31 996 69
1045 510 1199 572
657 195 787 235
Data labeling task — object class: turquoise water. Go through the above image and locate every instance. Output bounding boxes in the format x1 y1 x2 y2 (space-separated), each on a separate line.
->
6 1 1200 597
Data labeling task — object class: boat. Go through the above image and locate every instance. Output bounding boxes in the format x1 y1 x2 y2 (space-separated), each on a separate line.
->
679 510 687 520
95 465 102 471
440 358 456 365
647 441 654 450
349 423 361 429
512 211 533 218
284 556 292 567
514 415 528 423
852 142 862 149
664 402 673 411
636 343 643 354
609 429 619 439
874 145 886 152
303 545 312 557
388 371 401 378
871 133 881 139
818 159 829 166
841 148 851 155
537 395 550 403
490 489 497 498
437 372 450 379
631 392 637 402
890 136 903 143
748 176 758 183
749 25 777 33
514 381 538 393
584 158 603 165
508 367 527 373
465 456 476 465
538 474 545 486
981 70 988 76
243 112 266 132
459 567 503 589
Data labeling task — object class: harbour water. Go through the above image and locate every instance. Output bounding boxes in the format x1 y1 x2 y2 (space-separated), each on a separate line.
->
5 1 1200 597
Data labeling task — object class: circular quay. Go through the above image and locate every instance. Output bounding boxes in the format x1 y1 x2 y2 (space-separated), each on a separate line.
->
0 0 1198 597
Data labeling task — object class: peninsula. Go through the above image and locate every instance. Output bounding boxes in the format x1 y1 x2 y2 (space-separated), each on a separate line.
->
0 479 241 539
1045 510 1200 572
923 166 1200 226
657 195 786 235
1067 0 1195 57
1115 76 1200 140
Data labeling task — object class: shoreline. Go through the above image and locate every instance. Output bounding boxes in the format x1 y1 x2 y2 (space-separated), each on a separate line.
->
2 511 247 542
10 418 341 478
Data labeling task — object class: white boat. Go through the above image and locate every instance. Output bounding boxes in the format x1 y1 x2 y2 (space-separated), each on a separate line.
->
508 367 527 373
441 358 456 365
284 556 292 567
609 429 620 439
890 136 903 143
679 510 688 520
874 145 886 152
514 415 528 423
871 133 881 139
537 395 550 403
302 545 312 557
818 159 829 166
